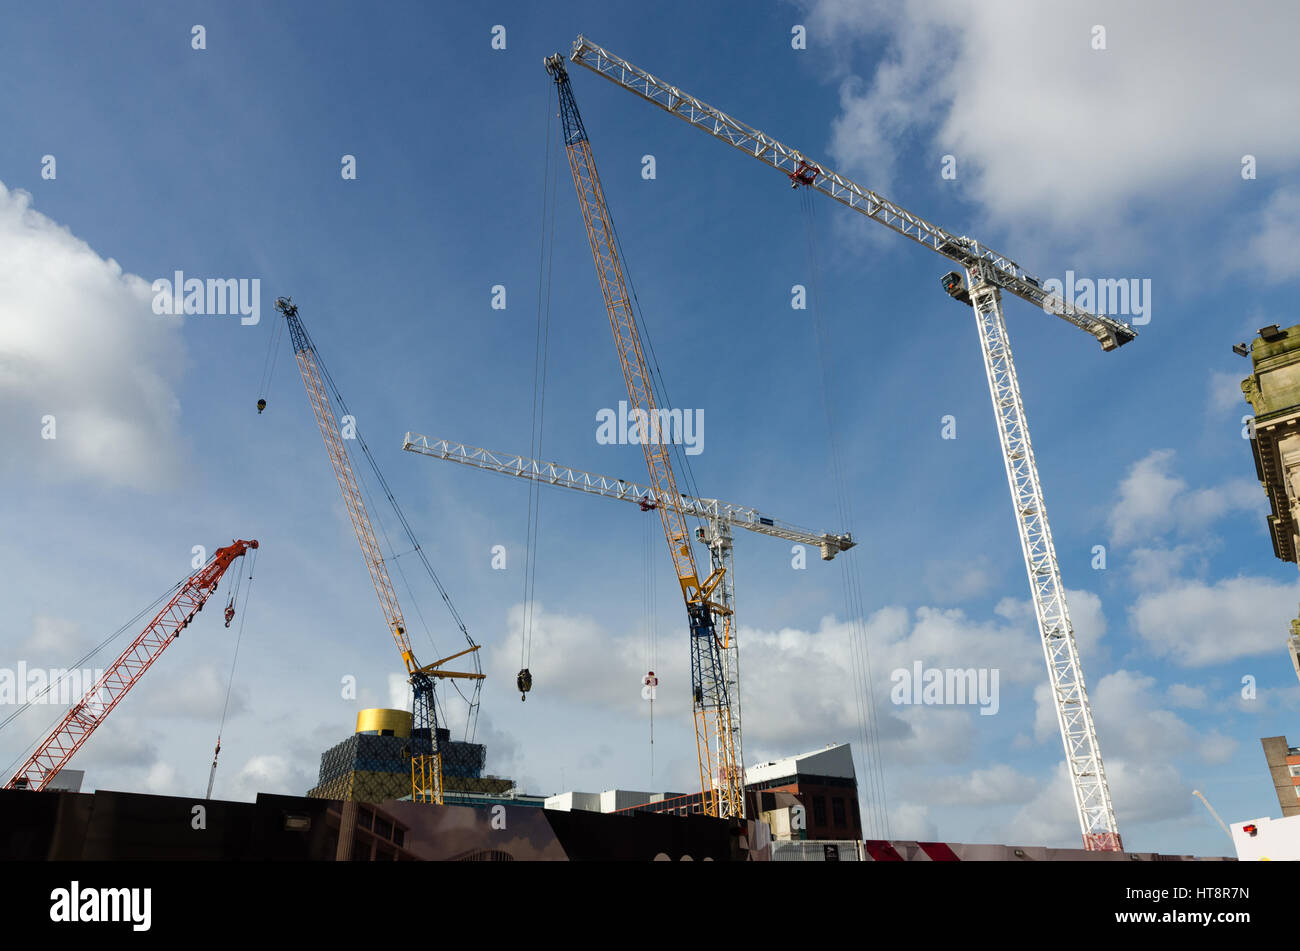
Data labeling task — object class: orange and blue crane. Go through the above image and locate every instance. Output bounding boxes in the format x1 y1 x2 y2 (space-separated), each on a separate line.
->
544 55 744 819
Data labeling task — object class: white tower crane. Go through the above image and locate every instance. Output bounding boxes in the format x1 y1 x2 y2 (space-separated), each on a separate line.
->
402 432 857 805
565 36 1133 850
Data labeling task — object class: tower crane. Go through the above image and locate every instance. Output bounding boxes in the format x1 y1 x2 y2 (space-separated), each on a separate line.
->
545 55 744 819
402 435 855 560
564 36 1133 851
274 297 483 805
403 433 857 774
5 539 258 792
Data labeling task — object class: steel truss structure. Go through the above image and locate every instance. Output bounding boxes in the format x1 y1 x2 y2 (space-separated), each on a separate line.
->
565 37 1133 848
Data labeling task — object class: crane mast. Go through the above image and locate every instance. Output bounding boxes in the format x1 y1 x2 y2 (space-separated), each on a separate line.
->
565 37 1128 849
276 298 482 805
6 539 258 792
968 275 1120 850
545 56 743 819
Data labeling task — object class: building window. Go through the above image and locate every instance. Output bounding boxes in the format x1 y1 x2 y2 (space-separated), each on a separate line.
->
832 797 847 827
1289 765 1300 777
813 796 827 828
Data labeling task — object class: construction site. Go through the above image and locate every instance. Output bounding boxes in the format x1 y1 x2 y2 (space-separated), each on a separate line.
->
2 7 1297 902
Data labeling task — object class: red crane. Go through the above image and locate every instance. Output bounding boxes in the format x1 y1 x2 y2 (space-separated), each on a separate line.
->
5 539 259 792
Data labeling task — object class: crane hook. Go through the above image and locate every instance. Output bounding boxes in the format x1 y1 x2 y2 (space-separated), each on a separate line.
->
516 668 532 702
257 398 266 415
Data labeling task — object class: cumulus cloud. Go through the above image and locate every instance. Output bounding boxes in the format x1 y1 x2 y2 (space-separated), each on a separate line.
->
1131 575 1300 666
1127 545 1201 590
1107 450 1260 546
994 588 1107 659
805 0 1300 243
487 603 682 718
490 599 1055 767
18 615 84 658
141 761 179 796
1008 758 1191 848
1034 669 1239 770
928 764 1039 807
1165 683 1208 709
1245 186 1300 283
0 182 187 488
147 663 249 720
923 557 996 604
223 753 308 801
1208 370 1247 415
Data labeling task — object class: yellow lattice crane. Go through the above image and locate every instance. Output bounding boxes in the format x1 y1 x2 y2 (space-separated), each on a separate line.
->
544 56 743 819
275 297 483 804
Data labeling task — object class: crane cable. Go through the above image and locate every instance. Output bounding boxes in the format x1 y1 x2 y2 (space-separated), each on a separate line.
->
255 310 286 414
206 547 258 799
518 79 561 699
798 186 892 839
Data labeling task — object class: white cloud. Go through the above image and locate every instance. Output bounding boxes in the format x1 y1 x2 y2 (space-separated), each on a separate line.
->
19 615 84 658
1108 450 1259 546
387 672 411 712
487 603 683 717
489 601 1043 762
1199 731 1238 765
1127 545 1199 590
888 800 937 840
1165 683 1208 709
994 588 1106 658
0 182 187 489
224 753 304 801
806 1 1300 243
1091 670 1194 759
1131 576 1300 666
1008 758 1191 848
142 761 179 796
1246 186 1300 282
1208 370 1247 415
923 557 995 603
147 663 248 720
928 764 1039 807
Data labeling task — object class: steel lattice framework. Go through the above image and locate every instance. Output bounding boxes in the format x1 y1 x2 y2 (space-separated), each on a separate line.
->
6 539 258 792
278 298 482 805
401 435 856 559
565 36 1132 849
969 275 1119 850
568 38 1135 352
547 55 744 818
403 433 857 794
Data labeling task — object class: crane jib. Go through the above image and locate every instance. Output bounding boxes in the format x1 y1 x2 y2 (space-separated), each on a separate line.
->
568 36 1137 352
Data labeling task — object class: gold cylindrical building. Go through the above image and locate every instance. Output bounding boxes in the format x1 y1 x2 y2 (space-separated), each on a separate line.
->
354 708 412 738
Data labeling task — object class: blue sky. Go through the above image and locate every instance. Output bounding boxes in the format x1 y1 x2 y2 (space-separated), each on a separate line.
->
2 0 1298 856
